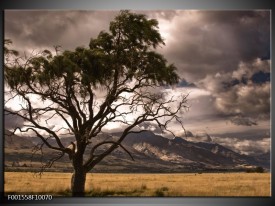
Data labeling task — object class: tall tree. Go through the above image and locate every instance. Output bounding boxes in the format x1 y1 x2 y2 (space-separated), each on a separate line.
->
4 11 188 196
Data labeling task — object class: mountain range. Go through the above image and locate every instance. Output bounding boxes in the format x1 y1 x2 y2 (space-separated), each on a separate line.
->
4 130 270 173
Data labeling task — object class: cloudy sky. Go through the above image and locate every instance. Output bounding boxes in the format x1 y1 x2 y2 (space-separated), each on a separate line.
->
4 10 271 155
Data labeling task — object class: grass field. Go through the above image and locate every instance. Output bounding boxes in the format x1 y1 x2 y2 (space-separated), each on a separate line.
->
4 172 271 196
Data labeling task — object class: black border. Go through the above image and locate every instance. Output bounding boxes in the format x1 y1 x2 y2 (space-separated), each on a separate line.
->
0 0 274 205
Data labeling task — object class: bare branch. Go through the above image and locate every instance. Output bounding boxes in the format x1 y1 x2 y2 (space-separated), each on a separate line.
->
84 140 134 170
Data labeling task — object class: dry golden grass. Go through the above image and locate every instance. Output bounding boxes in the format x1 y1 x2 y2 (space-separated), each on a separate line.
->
5 172 271 196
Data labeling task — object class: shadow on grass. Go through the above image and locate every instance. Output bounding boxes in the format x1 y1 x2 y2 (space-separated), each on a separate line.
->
154 186 169 197
87 184 149 197
87 185 172 197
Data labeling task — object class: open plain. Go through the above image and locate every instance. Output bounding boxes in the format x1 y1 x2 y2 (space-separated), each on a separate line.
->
4 172 271 196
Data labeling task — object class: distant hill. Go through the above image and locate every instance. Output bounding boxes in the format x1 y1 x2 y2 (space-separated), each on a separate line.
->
4 130 35 149
4 130 270 173
120 131 269 169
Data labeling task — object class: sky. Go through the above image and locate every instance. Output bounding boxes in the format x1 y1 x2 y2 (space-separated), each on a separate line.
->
4 10 271 155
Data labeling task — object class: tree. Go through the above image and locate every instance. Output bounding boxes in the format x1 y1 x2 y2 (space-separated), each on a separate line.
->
4 11 188 196
246 166 264 173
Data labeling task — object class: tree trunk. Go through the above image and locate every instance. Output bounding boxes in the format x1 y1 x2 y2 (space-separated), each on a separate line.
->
71 167 87 196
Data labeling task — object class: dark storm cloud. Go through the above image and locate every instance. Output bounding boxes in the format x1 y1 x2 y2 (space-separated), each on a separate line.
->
5 10 270 78
203 11 270 60
202 11 264 24
161 10 270 81
5 10 118 53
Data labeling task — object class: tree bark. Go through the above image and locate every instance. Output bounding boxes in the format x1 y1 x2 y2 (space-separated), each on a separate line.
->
71 166 87 196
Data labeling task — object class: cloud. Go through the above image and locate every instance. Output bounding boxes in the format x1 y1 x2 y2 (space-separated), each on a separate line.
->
102 122 165 135
176 130 213 143
212 136 270 155
198 59 270 121
174 129 193 137
158 10 270 81
177 78 197 87
184 130 194 137
5 11 118 53
5 10 270 74
137 122 164 134
215 81 270 119
230 116 257 126
193 131 212 142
